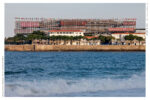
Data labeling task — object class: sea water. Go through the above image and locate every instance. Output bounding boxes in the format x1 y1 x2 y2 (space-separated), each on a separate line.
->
5 51 145 97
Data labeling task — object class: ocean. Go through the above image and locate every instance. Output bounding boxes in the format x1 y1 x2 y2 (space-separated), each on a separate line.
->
5 51 145 97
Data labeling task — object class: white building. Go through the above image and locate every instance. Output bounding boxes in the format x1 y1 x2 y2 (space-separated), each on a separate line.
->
48 30 84 36
48 39 101 45
135 28 145 33
112 33 146 41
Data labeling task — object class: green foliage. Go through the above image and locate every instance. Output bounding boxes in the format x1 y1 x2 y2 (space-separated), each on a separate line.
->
98 35 115 44
14 34 26 41
124 34 144 42
136 37 144 41
6 37 15 42
32 31 45 36
26 31 47 40
124 34 135 41
105 36 115 44
98 35 106 43
49 36 84 41
5 31 48 44
5 34 27 44
5 30 118 45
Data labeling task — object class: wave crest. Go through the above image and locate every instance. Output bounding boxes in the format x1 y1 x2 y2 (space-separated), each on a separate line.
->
5 72 145 96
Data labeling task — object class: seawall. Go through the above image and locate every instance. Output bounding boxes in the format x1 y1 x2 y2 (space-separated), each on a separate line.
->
5 45 145 51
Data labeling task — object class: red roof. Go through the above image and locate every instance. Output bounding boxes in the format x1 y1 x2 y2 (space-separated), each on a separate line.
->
84 36 98 39
108 28 135 32
112 33 145 34
49 30 83 32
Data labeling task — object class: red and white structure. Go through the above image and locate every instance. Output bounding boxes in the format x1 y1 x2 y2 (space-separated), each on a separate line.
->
14 17 137 35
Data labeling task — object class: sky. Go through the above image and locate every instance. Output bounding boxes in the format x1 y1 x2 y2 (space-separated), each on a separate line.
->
5 3 145 38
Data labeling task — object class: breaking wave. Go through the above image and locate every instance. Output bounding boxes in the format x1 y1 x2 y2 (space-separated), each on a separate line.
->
5 72 145 97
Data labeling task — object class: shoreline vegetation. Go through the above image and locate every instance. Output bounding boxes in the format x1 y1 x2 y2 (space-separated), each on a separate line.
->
5 31 145 52
5 31 115 45
5 31 144 45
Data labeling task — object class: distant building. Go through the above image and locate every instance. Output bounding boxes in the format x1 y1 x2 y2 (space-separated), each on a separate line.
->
48 39 101 45
111 39 145 45
135 28 145 33
112 33 145 41
48 30 84 36
14 17 136 35
32 37 101 46
32 39 49 45
111 33 145 45
124 40 145 45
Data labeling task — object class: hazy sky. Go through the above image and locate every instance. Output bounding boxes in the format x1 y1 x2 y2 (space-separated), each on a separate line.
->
5 3 145 37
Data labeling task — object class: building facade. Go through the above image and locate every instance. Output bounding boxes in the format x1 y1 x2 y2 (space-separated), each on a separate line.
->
48 30 84 36
112 33 145 41
135 28 145 33
32 39 101 46
111 33 145 45
14 17 136 35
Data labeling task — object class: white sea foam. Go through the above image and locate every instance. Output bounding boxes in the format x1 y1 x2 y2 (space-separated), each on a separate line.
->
5 72 145 97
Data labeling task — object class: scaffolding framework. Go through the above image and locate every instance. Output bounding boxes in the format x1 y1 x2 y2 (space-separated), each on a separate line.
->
14 17 136 35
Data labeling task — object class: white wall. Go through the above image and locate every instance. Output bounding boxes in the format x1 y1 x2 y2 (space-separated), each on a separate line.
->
112 33 145 40
136 30 145 33
49 31 84 36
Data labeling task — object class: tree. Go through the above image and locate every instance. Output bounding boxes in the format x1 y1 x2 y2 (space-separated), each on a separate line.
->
124 34 135 45
74 36 83 45
32 31 46 36
105 36 115 44
135 37 144 45
98 35 106 44
8 34 26 44
26 31 47 41
69 36 74 45
124 34 144 45
5 37 15 44
124 34 135 41
98 35 115 44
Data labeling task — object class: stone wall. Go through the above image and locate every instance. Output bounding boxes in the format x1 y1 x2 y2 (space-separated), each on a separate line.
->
5 44 34 51
5 45 145 51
